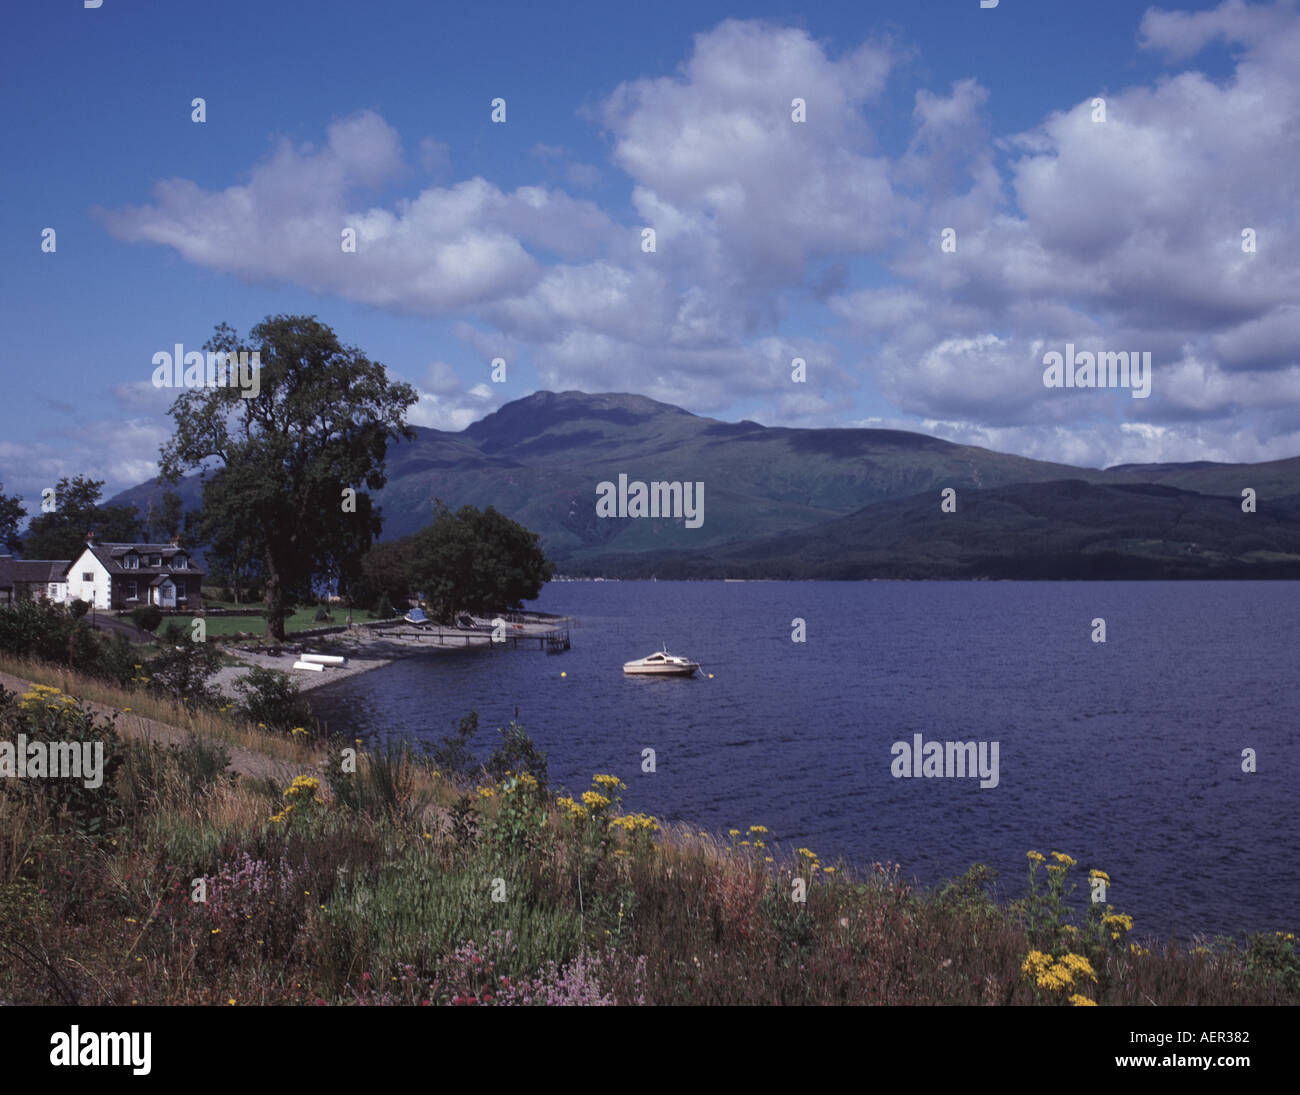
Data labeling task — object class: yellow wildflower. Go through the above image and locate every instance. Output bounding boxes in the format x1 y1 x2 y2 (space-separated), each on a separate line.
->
556 795 587 820
1102 911 1134 933
1021 951 1052 977
1059 953 1096 981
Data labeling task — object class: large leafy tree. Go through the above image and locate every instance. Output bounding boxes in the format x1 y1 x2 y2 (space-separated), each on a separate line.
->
350 535 417 610
408 500 554 622
20 475 142 559
158 315 417 639
140 487 204 546
0 484 25 553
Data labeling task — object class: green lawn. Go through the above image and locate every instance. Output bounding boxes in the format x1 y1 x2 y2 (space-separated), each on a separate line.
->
179 607 348 638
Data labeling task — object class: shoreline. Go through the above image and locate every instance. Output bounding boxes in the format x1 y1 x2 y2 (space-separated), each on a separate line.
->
210 615 570 698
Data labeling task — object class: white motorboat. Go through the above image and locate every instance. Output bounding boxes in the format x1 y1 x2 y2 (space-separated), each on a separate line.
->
623 646 700 676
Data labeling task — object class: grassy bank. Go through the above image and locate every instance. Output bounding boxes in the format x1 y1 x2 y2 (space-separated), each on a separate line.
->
0 667 1296 1006
192 607 334 639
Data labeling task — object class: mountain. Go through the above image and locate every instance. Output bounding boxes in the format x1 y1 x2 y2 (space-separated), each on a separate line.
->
108 390 1300 577
578 480 1300 579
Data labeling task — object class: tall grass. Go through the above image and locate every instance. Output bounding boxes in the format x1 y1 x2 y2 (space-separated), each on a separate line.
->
0 673 1295 1006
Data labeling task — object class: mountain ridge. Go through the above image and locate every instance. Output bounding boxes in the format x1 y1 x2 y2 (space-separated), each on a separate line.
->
107 390 1300 577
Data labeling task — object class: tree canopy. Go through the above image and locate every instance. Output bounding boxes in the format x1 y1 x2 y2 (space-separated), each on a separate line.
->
407 500 554 622
0 484 25 554
349 535 417 611
158 315 417 639
20 476 142 559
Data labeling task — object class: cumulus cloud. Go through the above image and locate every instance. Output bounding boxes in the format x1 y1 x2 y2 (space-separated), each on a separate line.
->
397 360 506 432
0 416 173 521
96 111 616 316
1138 0 1296 59
88 6 1300 467
837 0 1300 452
601 20 901 275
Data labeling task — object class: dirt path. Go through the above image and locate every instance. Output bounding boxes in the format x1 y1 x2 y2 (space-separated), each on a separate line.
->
0 669 319 787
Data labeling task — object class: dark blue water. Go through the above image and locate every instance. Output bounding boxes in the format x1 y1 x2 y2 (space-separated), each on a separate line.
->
309 581 1300 940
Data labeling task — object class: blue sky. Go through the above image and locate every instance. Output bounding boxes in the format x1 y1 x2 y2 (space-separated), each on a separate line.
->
2 0 1296 517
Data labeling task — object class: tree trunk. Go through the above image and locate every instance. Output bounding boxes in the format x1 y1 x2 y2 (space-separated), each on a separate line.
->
264 553 286 641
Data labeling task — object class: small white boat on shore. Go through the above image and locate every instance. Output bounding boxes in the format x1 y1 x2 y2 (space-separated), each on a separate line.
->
623 646 700 676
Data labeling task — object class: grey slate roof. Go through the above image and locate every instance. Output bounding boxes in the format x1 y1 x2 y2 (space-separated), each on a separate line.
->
84 542 203 578
0 557 69 587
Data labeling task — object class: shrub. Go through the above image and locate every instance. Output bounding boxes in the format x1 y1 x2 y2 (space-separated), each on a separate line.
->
0 599 80 664
486 720 548 790
145 623 222 707
0 685 126 836
313 605 332 623
95 631 140 689
130 604 163 632
427 711 480 783
233 665 313 733
0 600 161 690
175 734 234 797
1245 932 1300 995
68 599 89 620
371 592 393 619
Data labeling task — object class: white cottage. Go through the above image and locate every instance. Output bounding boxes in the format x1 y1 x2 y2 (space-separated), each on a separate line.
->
63 535 203 611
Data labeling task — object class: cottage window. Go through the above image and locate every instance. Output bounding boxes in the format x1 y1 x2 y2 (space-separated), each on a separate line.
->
150 555 162 567
173 555 187 569
125 555 139 568
126 580 137 599
82 572 93 582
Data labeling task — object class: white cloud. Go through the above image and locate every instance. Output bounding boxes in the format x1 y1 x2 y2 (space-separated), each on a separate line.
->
96 111 616 316
406 361 505 431
88 8 1300 467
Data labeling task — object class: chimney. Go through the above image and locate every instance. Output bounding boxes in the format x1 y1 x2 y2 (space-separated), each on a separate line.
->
169 533 181 547
86 530 96 546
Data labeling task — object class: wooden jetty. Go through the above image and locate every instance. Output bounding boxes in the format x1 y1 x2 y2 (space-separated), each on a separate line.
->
370 612 573 653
